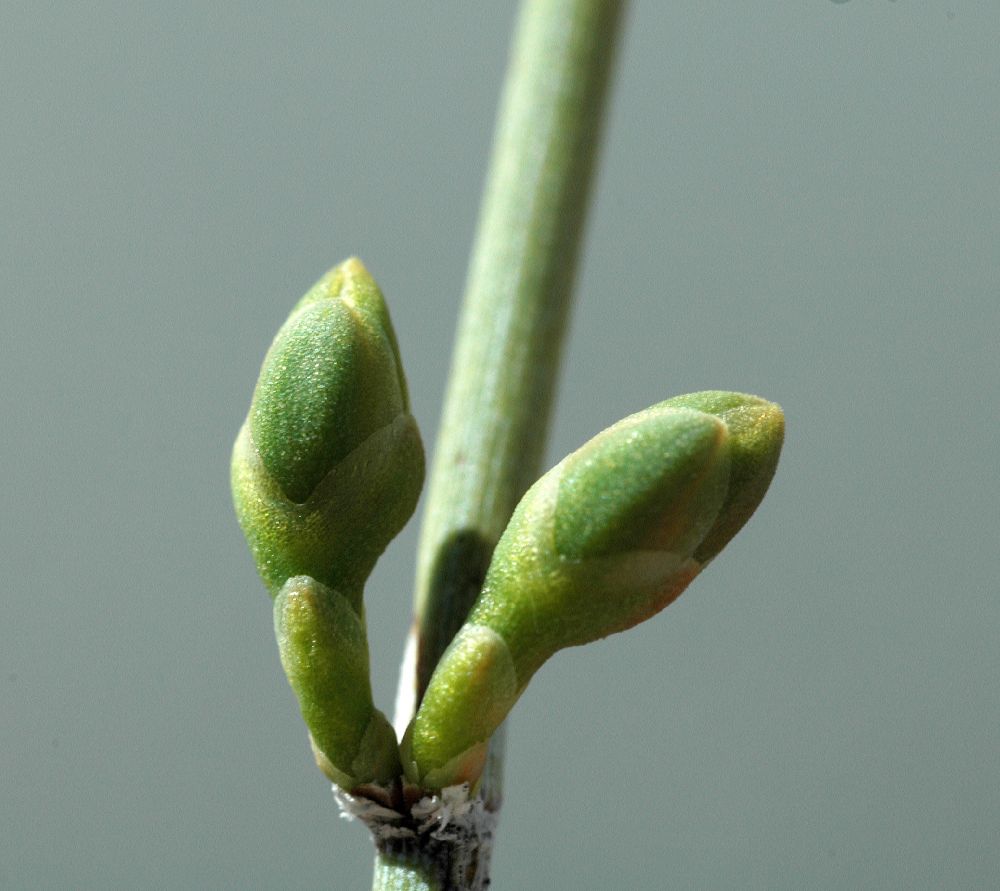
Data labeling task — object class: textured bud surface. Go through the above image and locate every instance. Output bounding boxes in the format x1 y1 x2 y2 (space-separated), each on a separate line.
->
232 412 423 603
249 259 408 504
405 624 518 788
658 392 784 563
275 576 400 789
232 258 425 599
554 407 729 559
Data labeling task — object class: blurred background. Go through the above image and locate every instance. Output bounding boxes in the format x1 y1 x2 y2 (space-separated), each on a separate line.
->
2 2 997 888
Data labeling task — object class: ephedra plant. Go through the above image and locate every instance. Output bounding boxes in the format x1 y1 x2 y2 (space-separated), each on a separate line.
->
231 2 784 888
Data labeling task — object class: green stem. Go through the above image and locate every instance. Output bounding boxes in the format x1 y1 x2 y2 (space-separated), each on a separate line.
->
412 0 626 705
378 1 625 888
372 845 444 891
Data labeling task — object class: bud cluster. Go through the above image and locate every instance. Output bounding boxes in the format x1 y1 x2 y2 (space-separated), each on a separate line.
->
232 259 423 788
231 258 783 797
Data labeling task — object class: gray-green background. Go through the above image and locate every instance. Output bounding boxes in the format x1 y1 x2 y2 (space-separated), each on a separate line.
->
3 3 997 888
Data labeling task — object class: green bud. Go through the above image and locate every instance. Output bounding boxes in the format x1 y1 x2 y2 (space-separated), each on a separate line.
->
657 391 784 563
274 576 400 790
406 393 783 787
401 623 518 790
231 258 424 602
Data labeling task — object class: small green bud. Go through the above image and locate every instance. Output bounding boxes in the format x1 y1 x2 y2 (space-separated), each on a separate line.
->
231 258 424 602
274 576 400 789
401 623 518 790
407 393 783 787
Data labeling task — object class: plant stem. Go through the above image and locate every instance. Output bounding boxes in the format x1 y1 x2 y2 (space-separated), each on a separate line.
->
409 0 625 713
376 1 625 888
372 844 445 891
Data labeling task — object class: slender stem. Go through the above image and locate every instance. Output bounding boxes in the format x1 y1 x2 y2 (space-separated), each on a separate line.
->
378 1 624 888
411 0 625 710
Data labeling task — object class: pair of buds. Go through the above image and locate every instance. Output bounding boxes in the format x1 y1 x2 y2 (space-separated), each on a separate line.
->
232 259 783 794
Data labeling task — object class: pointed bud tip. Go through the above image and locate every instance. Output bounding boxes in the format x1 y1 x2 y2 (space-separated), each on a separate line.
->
303 258 396 346
659 392 783 563
246 258 410 504
299 256 372 305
